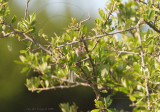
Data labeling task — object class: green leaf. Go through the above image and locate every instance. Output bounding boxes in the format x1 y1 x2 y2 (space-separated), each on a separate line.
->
145 37 153 43
20 66 29 73
20 50 27 54
81 25 87 34
107 109 117 112
98 8 105 19
129 95 136 101
70 52 77 63
148 45 154 52
19 55 26 63
101 90 108 93
101 67 108 77
94 99 103 108
118 87 129 94
91 109 100 112
148 10 155 20
63 46 68 55
125 19 132 29
11 15 17 23
64 33 70 41
31 13 36 22
31 20 36 26
36 90 42 93
14 60 24 64
83 66 89 74
60 103 78 112
121 78 129 88
98 64 109 77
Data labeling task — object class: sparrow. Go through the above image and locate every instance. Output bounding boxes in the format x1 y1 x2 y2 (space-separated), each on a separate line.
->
75 45 86 60
68 45 86 82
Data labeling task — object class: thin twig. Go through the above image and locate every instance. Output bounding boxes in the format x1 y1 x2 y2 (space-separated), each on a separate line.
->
51 73 87 82
80 35 100 99
3 21 52 55
136 18 150 110
0 32 14 38
134 0 147 5
31 83 90 92
81 36 96 78
113 50 139 55
77 57 90 63
25 0 30 19
145 20 160 34
91 39 100 51
92 1 115 52
56 26 136 48
79 13 91 26
23 33 52 55
103 0 115 28
153 34 160 39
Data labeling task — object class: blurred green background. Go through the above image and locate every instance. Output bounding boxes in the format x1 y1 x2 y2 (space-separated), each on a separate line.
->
0 0 132 112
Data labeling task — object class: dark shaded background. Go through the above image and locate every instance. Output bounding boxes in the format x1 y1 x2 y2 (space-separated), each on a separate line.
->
0 0 132 112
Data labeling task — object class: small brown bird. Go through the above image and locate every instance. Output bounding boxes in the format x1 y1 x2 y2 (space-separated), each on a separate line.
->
68 45 86 82
75 45 86 60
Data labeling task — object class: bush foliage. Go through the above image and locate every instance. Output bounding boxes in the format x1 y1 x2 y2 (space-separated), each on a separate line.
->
1 0 160 111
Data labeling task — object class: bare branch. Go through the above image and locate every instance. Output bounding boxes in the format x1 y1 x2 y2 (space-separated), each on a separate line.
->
91 39 100 52
113 50 139 55
31 83 90 92
134 0 147 5
25 0 30 19
23 33 52 55
153 35 160 39
76 57 90 63
56 26 136 48
0 32 14 38
79 13 91 26
50 73 87 83
145 21 160 34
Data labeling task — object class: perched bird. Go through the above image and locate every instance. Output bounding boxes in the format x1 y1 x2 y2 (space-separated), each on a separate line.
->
75 45 86 60
68 45 86 82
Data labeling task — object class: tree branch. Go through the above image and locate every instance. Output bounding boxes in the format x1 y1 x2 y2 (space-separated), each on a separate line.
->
0 31 14 38
50 73 87 83
113 50 139 55
25 0 30 19
136 18 150 110
145 21 160 34
103 0 115 28
3 21 52 55
56 26 136 48
31 83 90 92
81 36 96 78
